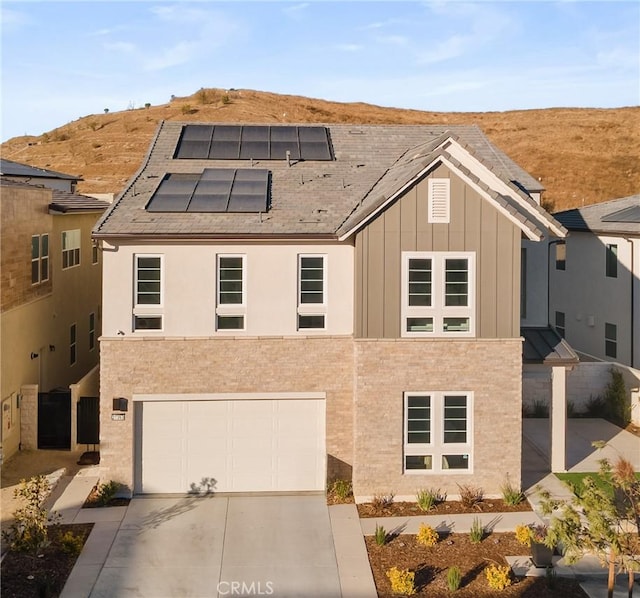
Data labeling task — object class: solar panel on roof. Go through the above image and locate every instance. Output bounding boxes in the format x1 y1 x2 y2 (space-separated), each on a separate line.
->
146 174 199 212
146 169 269 213
174 125 332 161
182 125 214 141
188 168 235 212
270 125 300 160
209 126 241 159
299 126 332 160
174 126 213 159
176 141 210 159
228 169 269 212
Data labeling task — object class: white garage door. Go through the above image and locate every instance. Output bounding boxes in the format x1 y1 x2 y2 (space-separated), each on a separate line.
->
138 398 326 494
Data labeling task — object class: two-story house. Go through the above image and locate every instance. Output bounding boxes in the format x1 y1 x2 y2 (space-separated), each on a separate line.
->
1 173 108 462
549 194 640 369
93 122 564 500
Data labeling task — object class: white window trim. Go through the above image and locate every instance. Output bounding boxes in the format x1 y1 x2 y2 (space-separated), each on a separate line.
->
403 391 473 475
31 234 49 285
401 252 475 337
428 178 450 224
92 243 99 265
216 254 246 332
133 254 164 332
297 254 327 331
62 229 81 269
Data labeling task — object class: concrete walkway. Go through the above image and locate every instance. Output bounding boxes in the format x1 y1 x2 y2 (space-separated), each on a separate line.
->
61 494 353 598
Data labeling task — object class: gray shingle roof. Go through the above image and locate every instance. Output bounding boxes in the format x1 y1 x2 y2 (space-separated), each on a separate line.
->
94 121 549 238
554 195 640 236
50 189 109 213
0 176 108 213
0 158 80 181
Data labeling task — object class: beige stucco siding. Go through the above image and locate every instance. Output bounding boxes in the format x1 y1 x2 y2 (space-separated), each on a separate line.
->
99 336 354 493
355 164 522 339
102 241 354 338
353 338 523 500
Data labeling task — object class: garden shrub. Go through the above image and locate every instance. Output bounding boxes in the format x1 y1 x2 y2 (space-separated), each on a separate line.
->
469 517 484 544
96 480 120 506
328 479 352 502
59 530 84 556
416 523 438 547
374 523 387 546
416 487 444 511
457 484 483 509
372 492 395 509
514 523 532 547
2 475 59 553
500 476 524 506
485 564 512 590
386 566 416 595
446 566 462 591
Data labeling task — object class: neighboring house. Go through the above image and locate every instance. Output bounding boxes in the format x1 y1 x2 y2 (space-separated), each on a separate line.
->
549 195 640 369
93 122 564 500
1 158 80 193
0 175 108 462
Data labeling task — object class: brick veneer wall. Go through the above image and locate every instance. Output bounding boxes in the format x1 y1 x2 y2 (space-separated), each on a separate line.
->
353 338 523 500
19 384 38 450
100 336 523 498
1 185 53 312
99 336 354 493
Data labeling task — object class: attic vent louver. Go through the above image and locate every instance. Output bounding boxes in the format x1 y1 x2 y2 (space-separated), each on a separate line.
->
428 178 450 224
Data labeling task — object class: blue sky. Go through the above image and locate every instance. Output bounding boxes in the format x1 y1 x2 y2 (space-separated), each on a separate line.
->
1 1 639 141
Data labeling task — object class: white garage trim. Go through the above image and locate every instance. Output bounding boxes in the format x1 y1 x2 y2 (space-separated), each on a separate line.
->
133 392 326 402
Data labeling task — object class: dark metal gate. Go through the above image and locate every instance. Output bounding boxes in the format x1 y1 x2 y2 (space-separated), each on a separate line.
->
37 389 71 449
77 396 100 445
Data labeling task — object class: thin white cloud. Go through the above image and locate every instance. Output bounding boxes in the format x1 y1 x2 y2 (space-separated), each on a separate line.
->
376 35 409 47
0 6 32 31
283 3 310 17
335 43 363 53
416 2 514 65
104 41 136 54
97 5 241 72
143 40 200 71
596 46 639 70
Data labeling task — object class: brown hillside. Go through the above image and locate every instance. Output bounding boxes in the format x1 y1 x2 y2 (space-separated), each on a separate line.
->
1 88 638 211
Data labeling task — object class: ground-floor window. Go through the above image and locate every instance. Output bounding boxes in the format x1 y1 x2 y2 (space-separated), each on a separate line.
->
403 391 473 474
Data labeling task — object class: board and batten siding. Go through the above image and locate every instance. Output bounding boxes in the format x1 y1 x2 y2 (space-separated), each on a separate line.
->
354 164 522 339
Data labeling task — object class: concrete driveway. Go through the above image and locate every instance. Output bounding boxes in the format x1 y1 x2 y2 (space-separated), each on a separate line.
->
89 494 341 598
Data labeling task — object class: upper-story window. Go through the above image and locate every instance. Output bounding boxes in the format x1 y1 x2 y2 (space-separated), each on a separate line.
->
62 229 81 269
402 252 475 337
298 255 326 330
92 243 99 265
216 255 245 331
555 242 566 271
605 322 617 359
428 179 450 224
133 255 163 331
605 244 618 278
404 392 473 474
31 234 49 284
